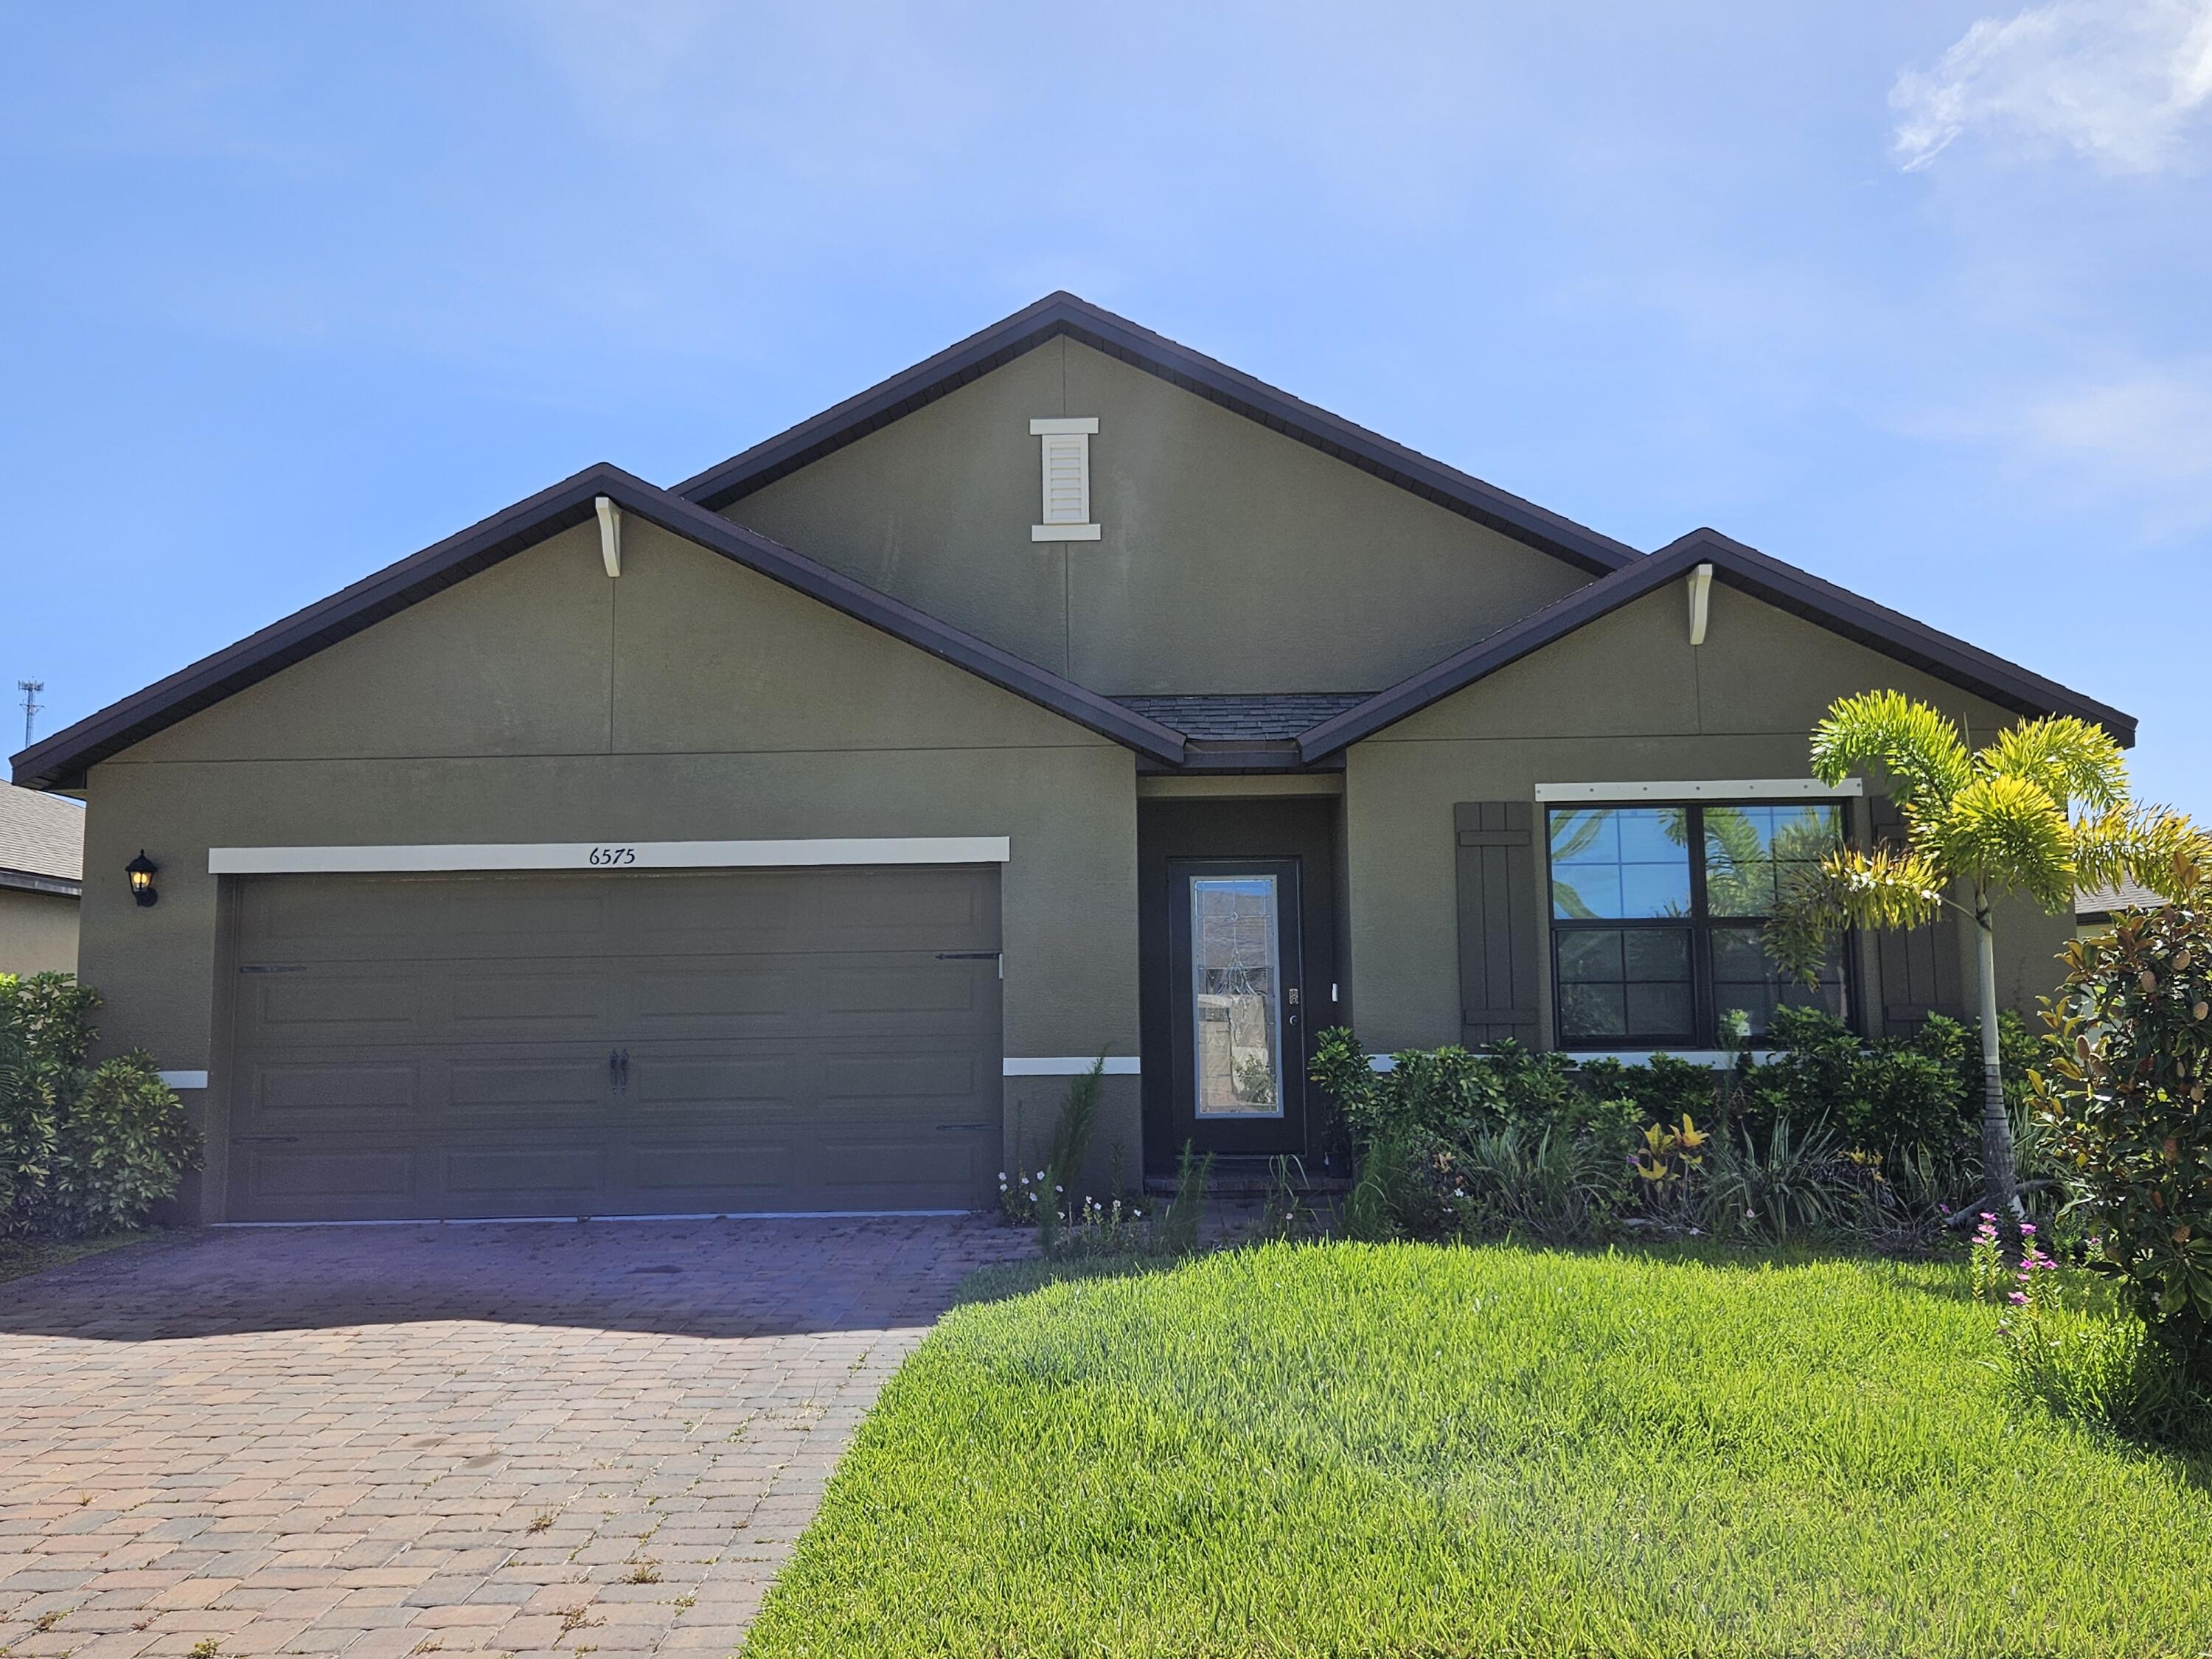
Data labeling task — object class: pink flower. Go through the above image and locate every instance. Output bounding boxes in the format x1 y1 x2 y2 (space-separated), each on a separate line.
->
2008 1290 2028 1305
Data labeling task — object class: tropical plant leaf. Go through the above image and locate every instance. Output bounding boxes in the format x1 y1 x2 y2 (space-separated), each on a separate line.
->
2072 805 2208 902
1924 773 2074 908
1764 845 1945 983
1978 717 2127 815
1808 689 1972 811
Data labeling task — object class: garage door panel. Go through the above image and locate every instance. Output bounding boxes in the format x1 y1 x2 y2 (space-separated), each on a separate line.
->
447 1057 611 1124
622 1138 801 1205
232 1143 419 1219
439 1142 608 1213
626 1054 802 1105
226 866 1002 1220
447 965 615 1031
243 972 421 1035
243 875 617 960
248 1060 421 1121
821 1051 989 1100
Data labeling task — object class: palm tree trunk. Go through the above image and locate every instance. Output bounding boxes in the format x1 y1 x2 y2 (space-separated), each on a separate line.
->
1974 890 2023 1222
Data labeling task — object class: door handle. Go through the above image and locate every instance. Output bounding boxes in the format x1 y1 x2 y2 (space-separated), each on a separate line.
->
610 1048 631 1095
616 1049 630 1093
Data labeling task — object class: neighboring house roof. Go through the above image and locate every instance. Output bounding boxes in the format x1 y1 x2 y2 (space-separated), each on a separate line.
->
1116 694 1372 742
10 465 1189 791
672 292 1644 579
2077 878 2167 922
0 780 84 897
1296 527 2138 762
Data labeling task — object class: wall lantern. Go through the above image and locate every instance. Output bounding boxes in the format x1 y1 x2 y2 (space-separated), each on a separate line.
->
125 850 159 908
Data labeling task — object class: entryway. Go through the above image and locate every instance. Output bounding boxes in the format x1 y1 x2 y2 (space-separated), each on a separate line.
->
1138 796 1344 1180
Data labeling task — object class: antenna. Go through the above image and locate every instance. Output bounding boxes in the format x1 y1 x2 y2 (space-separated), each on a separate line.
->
16 681 41 750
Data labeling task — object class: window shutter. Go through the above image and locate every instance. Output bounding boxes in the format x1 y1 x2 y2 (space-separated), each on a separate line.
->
1040 432 1089 525
1029 417 1100 540
1868 793 1965 1030
1455 801 1542 1048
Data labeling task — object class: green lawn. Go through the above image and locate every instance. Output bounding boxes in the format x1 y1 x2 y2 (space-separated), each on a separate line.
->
743 1242 2212 1658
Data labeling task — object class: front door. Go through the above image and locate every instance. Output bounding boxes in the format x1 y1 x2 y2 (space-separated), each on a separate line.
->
1166 858 1305 1157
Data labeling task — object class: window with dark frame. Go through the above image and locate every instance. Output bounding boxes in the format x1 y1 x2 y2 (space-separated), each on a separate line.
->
1546 801 1853 1048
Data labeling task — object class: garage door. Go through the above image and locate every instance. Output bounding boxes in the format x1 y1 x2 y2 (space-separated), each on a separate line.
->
222 866 1002 1221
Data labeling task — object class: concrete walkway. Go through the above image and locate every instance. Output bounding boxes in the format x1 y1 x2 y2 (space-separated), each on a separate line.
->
0 1217 1026 1658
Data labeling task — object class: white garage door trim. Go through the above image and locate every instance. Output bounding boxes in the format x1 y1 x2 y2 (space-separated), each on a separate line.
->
209 837 1012 875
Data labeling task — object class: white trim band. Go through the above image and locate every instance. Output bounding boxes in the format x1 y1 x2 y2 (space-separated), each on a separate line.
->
1534 779 1862 803
209 837 1013 876
158 1071 209 1091
1027 417 1099 435
1003 1057 1141 1077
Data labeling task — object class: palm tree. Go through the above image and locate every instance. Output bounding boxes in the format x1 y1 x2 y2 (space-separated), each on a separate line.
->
1765 690 2198 1220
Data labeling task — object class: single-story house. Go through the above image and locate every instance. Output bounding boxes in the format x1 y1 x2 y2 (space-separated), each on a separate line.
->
9 294 2130 1223
0 779 83 977
2076 879 2166 940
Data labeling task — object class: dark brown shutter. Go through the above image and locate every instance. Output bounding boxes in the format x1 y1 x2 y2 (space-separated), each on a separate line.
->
1455 801 1542 1048
1868 793 1965 1031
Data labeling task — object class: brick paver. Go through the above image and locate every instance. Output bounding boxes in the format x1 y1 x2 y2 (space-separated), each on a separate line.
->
0 1218 1026 1657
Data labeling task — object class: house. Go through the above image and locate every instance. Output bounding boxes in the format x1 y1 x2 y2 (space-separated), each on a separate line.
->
0 779 83 977
7 294 2129 1223
2076 878 2166 940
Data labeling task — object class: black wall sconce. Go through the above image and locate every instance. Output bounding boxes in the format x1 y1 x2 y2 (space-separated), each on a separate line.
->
125 850 159 908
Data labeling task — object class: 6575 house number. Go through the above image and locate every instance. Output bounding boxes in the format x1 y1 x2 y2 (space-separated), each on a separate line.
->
586 845 638 866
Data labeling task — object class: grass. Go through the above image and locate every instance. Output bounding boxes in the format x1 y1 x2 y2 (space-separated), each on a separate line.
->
742 1242 2212 1658
0 1228 167 1285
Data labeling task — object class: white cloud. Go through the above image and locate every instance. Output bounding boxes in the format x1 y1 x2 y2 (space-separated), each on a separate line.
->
2025 372 2212 482
1891 0 2212 172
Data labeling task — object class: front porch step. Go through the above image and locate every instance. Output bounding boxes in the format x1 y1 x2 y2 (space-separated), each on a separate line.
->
1143 1155 1352 1197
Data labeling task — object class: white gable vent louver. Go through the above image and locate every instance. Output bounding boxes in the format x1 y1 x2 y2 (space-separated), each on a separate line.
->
1029 417 1101 541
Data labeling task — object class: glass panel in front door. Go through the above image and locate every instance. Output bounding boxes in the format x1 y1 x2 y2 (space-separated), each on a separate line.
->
1189 875 1284 1119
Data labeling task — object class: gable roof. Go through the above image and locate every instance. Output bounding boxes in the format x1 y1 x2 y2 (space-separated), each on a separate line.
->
1296 526 2137 761
10 465 1188 791
673 292 1643 578
0 780 83 894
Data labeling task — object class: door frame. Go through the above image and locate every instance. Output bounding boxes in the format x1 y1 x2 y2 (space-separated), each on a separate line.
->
1136 796 1344 1178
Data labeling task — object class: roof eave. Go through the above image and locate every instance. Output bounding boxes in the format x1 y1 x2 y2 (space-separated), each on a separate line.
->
10 464 1188 790
1298 528 2137 760
675 293 1642 578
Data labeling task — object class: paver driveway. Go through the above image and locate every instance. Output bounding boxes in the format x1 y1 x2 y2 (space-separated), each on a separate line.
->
0 1217 1026 1658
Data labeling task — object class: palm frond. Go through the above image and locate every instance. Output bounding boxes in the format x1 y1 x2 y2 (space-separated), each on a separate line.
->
1764 845 1945 983
1978 717 2127 815
2070 804 2208 901
1809 689 1971 810
1924 773 2073 908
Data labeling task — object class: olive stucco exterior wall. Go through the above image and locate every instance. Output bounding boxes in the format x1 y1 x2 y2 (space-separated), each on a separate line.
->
726 338 1590 695
0 888 77 976
76 521 1144 1217
1343 580 2076 1053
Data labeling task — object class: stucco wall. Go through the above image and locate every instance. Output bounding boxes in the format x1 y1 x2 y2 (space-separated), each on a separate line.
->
1343 580 2077 1052
0 888 79 977
727 338 1591 695
78 521 1145 1208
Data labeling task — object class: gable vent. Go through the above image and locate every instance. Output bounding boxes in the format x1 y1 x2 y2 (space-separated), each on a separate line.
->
1029 417 1101 542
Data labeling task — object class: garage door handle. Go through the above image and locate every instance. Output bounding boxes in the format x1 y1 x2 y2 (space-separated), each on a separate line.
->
231 1135 299 1144
935 1122 990 1132
935 952 998 960
609 1048 630 1094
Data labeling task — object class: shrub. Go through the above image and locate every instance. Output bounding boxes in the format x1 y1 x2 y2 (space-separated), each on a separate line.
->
2033 899 2212 1385
1739 1006 1972 1161
0 973 201 1238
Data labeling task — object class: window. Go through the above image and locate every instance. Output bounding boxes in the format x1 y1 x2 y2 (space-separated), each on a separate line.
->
1547 801 1851 1048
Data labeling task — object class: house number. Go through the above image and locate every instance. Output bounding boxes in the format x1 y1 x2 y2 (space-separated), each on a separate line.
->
587 846 637 866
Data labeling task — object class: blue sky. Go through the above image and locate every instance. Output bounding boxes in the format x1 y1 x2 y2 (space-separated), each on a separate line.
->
4 2 2208 813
